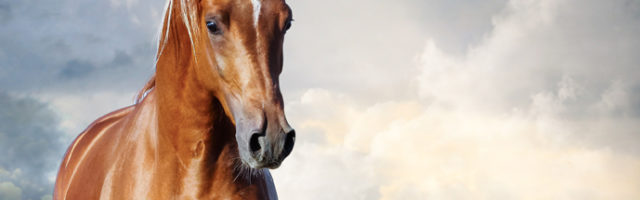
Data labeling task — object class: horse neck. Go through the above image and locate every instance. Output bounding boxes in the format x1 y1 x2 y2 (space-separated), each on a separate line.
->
151 1 231 159
155 69 230 157
153 19 235 170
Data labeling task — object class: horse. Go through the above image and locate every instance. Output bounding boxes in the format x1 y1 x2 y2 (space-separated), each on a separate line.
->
53 0 295 199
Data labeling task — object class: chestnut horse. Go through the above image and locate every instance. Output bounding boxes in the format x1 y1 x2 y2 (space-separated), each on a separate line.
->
54 0 295 199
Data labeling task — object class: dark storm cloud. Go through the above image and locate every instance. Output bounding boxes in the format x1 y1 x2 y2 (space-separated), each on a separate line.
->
0 3 10 23
112 50 134 66
0 92 66 200
0 1 165 199
59 59 96 79
0 0 163 93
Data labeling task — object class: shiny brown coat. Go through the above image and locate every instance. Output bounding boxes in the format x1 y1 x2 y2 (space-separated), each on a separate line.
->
54 0 295 199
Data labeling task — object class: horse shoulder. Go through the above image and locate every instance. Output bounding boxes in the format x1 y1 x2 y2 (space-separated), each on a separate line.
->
54 105 136 200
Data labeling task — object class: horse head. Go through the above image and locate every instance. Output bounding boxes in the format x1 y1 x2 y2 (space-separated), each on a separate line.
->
179 0 295 169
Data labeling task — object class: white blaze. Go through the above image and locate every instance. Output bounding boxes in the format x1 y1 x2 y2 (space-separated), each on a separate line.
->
251 0 261 27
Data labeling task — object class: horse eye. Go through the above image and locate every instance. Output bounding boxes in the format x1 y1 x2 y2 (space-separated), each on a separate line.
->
284 19 293 31
206 21 222 35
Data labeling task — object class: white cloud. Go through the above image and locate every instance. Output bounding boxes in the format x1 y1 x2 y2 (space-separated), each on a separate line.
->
36 91 137 135
273 0 640 199
281 0 506 103
0 181 22 200
276 86 640 199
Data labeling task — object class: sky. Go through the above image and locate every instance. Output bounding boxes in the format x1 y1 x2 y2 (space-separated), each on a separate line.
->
1 0 640 199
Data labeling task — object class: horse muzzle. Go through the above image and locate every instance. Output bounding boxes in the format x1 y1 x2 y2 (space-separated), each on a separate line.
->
233 109 295 169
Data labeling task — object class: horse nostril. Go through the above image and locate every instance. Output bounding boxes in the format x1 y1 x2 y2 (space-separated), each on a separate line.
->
281 130 295 159
249 132 263 153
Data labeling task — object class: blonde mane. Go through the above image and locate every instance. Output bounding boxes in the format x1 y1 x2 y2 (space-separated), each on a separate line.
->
135 0 202 104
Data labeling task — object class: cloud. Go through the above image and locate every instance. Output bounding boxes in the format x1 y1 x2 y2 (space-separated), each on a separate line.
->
0 181 22 200
59 59 96 79
416 0 640 154
0 92 66 200
0 3 10 23
0 0 161 138
281 0 508 103
0 0 161 92
0 3 161 198
111 50 134 66
276 86 640 199
36 91 137 135
273 0 640 199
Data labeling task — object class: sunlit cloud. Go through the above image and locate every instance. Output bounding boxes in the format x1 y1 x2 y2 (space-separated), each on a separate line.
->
273 0 640 199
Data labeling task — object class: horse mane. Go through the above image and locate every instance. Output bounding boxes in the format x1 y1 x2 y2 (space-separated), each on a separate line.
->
134 0 201 104
135 75 156 103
